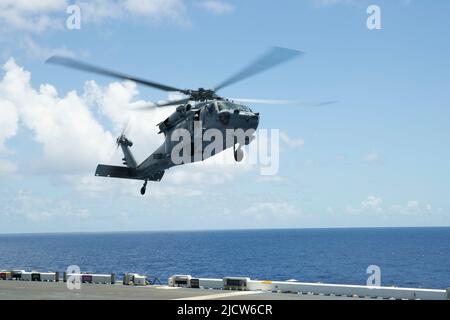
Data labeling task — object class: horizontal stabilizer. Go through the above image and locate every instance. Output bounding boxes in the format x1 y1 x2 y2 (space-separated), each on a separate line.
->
95 164 139 180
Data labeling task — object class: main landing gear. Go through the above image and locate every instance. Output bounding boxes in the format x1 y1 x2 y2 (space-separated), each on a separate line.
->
140 179 148 195
234 144 243 162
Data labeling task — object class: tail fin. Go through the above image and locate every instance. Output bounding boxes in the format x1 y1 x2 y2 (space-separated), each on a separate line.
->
117 135 137 168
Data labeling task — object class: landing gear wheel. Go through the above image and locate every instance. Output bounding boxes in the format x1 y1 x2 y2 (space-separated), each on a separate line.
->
234 145 244 162
140 179 148 195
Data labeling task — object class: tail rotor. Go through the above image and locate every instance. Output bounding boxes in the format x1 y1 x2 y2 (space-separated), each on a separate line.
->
116 119 132 149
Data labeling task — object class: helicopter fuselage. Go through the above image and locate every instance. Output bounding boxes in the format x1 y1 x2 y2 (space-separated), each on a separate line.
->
136 100 260 179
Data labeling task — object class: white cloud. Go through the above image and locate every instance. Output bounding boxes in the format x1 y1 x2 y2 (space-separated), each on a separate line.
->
361 195 383 212
280 131 304 148
0 100 18 151
165 168 233 185
0 90 19 175
0 58 115 174
2 189 89 222
243 201 300 221
198 1 234 15
0 0 192 32
388 201 437 217
0 0 233 61
125 0 187 19
343 195 441 217
344 195 384 215
77 0 190 26
0 0 196 64
0 0 66 12
0 0 66 33
55 173 205 200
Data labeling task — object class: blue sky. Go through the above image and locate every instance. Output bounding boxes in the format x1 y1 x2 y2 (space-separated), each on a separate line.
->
1 0 449 233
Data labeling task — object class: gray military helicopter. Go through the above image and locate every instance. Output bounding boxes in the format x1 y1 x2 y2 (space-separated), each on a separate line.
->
47 47 331 195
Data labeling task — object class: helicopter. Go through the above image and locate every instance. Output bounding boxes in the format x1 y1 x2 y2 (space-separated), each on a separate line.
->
46 47 332 195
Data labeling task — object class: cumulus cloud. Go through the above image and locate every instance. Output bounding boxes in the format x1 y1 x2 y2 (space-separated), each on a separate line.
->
0 69 21 175
0 100 18 151
0 58 115 174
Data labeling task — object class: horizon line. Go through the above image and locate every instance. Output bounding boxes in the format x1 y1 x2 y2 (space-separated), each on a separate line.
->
1 225 449 236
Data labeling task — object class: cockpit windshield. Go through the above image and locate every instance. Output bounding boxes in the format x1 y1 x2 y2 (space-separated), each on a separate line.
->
217 101 252 112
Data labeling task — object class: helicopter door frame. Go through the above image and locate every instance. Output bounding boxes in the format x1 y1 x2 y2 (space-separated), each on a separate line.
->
212 101 219 113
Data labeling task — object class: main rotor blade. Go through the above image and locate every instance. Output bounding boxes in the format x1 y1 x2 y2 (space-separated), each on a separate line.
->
230 98 338 107
46 55 185 93
131 98 191 111
214 46 304 92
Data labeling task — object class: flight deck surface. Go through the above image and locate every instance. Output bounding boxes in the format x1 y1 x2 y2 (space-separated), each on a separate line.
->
0 281 359 300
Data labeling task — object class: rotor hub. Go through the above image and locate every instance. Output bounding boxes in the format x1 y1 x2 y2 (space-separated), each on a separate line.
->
185 88 219 101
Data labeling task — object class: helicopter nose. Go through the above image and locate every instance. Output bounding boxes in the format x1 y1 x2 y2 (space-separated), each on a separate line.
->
245 112 259 130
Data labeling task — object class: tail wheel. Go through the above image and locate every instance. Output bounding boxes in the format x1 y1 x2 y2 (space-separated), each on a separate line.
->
140 179 148 195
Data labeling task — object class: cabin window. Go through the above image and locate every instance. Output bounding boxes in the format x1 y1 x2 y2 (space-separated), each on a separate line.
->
217 101 251 112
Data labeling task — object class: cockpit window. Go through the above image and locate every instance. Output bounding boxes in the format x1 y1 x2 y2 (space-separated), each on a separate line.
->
217 101 251 112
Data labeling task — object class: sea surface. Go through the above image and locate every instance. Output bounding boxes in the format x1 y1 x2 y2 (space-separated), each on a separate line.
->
0 227 449 289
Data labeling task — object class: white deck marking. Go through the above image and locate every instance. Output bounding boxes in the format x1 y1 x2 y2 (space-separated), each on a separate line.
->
174 290 262 300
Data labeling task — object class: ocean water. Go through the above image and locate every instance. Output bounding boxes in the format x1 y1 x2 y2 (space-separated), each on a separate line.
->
0 227 449 289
